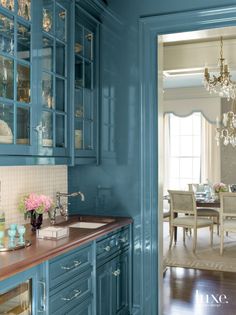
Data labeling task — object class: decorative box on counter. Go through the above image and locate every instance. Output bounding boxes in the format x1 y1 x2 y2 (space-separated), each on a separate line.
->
37 226 69 240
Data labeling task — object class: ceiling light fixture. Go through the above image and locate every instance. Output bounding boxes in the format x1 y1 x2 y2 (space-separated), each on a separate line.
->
215 100 236 147
204 36 236 100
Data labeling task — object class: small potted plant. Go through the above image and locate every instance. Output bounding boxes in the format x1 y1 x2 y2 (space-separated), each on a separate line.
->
18 193 54 231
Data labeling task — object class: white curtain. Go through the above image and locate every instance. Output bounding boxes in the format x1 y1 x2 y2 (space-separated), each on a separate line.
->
201 115 221 184
163 114 170 196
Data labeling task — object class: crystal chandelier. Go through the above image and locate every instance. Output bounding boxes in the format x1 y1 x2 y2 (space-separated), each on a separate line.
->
204 37 236 100
215 100 236 147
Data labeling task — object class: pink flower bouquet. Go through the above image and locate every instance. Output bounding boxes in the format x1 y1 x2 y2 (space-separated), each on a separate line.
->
213 182 228 193
18 193 54 219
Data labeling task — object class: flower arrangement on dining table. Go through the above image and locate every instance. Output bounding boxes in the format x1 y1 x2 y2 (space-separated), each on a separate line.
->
18 193 54 220
213 182 228 193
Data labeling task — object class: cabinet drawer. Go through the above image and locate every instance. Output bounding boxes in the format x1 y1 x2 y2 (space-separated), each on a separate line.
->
96 227 130 262
49 243 92 289
67 297 93 315
50 271 92 315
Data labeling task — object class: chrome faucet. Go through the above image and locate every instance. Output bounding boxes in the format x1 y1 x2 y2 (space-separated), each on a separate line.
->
50 191 85 225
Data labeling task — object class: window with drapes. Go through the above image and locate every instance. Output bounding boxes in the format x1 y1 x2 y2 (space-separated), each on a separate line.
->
163 112 221 194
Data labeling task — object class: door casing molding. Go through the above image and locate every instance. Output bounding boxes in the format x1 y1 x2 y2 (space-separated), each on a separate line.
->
139 5 236 315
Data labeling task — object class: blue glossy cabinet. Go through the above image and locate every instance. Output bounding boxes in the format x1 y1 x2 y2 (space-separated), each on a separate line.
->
0 0 72 163
71 3 99 165
0 0 100 165
47 242 94 315
96 227 131 315
0 264 47 314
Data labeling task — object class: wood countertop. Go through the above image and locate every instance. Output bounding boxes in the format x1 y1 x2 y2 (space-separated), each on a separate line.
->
0 215 132 281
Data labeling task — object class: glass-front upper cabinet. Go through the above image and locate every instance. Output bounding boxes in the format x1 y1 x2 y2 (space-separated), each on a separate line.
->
0 0 32 153
74 5 99 163
38 0 69 156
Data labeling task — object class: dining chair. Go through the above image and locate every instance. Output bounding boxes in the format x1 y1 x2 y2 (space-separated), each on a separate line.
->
219 192 236 255
168 190 213 252
188 183 220 235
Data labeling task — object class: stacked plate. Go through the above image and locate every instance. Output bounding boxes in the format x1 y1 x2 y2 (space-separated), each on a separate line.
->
0 119 13 144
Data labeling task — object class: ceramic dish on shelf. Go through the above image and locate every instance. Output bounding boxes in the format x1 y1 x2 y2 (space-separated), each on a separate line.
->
0 119 13 137
0 135 13 144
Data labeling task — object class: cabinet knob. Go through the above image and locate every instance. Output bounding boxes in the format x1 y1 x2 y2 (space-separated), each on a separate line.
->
112 268 121 277
104 245 111 252
60 260 81 270
61 289 82 301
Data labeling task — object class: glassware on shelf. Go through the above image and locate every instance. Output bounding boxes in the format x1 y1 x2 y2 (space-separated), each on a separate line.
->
17 63 30 103
42 8 52 33
75 129 82 149
56 4 66 41
0 0 14 11
18 0 31 20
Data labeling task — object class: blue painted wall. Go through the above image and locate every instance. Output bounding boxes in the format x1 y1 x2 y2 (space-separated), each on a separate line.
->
69 1 236 313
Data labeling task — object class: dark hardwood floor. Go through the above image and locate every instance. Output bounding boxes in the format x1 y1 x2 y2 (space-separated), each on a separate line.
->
163 267 236 315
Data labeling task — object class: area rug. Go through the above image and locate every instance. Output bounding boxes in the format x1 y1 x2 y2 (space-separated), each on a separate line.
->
163 222 236 272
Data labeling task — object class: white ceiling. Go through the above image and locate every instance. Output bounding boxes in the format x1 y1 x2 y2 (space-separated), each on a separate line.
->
162 26 236 89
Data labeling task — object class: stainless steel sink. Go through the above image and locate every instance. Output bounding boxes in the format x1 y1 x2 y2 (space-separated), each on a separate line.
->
68 222 107 229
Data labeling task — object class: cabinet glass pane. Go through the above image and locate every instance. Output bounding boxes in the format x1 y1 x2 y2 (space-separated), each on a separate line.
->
17 63 30 103
0 0 14 11
42 36 53 72
84 30 93 60
17 106 30 144
0 102 13 144
84 120 93 150
75 120 83 149
56 114 65 147
17 23 30 62
56 77 65 111
75 88 83 118
84 61 92 89
0 56 13 99
42 72 53 108
56 41 65 76
0 280 32 314
18 0 31 21
55 3 66 42
74 24 83 56
42 1 53 34
0 13 14 55
42 111 53 147
84 89 92 120
75 56 83 88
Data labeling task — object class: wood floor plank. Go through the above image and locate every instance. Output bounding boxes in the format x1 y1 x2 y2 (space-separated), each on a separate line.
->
163 267 236 315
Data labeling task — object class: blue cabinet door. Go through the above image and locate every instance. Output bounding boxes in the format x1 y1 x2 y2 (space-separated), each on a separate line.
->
72 4 99 165
96 258 117 315
0 265 46 315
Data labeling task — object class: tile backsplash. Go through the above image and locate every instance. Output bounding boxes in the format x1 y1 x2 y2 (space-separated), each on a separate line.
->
0 165 67 227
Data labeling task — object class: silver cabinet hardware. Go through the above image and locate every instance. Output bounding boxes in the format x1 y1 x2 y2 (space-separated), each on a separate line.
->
60 260 81 270
112 268 121 277
104 245 111 252
38 280 46 312
119 237 126 243
61 289 82 301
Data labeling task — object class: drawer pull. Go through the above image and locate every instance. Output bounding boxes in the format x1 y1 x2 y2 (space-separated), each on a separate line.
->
119 237 126 243
112 268 121 277
104 245 111 252
60 260 82 270
61 289 82 301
